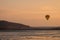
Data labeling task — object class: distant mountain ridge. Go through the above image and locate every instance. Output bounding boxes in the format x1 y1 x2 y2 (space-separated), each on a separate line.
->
0 20 30 30
0 20 60 30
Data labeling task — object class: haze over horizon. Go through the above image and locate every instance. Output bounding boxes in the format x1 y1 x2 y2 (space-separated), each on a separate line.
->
0 0 60 27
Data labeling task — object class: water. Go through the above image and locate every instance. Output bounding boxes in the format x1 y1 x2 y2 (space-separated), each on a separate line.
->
0 30 60 40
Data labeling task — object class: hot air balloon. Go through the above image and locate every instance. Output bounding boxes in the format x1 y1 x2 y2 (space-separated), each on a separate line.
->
45 15 50 20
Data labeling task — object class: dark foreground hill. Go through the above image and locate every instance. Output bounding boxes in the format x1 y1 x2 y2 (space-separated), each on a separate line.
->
0 20 60 30
0 20 30 30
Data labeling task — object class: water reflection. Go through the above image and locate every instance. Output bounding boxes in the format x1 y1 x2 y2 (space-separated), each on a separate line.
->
0 30 60 40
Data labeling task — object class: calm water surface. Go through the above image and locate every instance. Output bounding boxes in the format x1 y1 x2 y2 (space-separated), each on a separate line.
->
0 30 60 40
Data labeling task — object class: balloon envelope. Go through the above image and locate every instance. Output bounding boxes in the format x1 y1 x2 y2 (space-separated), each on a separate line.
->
45 15 50 20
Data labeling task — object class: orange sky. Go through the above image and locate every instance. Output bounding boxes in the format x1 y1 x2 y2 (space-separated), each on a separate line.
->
0 0 60 27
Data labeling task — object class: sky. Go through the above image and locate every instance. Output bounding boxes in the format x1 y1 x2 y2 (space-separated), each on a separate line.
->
0 0 60 27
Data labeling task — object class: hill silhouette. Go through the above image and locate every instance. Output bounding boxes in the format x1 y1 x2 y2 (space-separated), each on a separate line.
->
0 20 30 30
0 20 60 30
